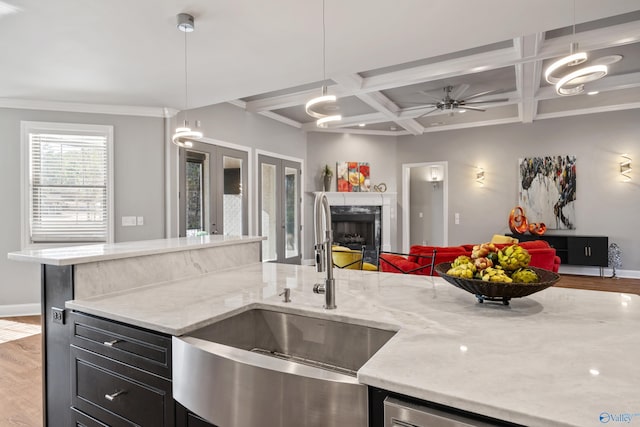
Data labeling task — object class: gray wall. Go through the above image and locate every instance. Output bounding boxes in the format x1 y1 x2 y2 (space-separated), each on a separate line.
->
1 108 165 310
397 109 640 272
305 132 398 259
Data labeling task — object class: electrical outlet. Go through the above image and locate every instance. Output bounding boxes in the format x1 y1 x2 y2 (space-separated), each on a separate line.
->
52 307 64 325
455 213 460 224
137 216 144 226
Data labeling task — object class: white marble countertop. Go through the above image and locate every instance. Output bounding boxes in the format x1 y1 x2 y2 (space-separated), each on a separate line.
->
7 235 264 266
66 263 640 427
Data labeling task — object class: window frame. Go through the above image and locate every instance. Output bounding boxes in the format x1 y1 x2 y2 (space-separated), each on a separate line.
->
20 121 115 249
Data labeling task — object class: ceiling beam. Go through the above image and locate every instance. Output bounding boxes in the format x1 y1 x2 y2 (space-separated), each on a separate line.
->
229 99 303 128
515 33 544 123
333 74 425 135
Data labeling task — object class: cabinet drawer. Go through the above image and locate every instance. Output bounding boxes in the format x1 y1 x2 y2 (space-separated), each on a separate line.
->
71 407 109 427
71 311 171 378
71 346 173 427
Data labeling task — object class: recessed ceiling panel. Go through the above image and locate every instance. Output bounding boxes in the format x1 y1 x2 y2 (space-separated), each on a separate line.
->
341 122 401 132
537 86 640 115
417 104 519 127
382 67 517 109
273 95 377 124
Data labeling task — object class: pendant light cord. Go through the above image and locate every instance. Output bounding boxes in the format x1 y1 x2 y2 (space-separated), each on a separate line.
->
183 28 189 127
322 0 326 83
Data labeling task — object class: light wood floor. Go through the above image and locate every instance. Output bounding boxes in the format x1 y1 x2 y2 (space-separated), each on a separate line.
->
0 275 637 426
0 315 42 427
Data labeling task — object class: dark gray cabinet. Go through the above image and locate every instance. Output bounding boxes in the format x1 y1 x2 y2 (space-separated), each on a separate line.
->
507 234 608 269
70 312 174 426
567 236 608 267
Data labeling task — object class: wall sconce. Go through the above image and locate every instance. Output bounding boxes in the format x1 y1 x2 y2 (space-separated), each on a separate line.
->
427 165 444 188
620 154 631 182
476 167 485 185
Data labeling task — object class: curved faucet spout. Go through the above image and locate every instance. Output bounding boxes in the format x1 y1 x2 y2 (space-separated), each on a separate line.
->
313 192 336 309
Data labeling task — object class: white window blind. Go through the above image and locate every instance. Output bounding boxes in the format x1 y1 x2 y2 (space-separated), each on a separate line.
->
27 127 111 244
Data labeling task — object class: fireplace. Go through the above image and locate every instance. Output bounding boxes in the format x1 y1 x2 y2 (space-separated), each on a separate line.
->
331 205 381 263
316 191 396 259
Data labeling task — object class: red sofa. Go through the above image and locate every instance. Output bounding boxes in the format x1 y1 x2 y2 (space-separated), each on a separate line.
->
379 240 560 276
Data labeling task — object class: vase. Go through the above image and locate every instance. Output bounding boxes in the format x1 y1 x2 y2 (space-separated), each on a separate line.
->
323 175 333 192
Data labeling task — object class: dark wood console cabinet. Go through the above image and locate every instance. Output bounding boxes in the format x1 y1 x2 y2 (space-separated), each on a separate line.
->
507 234 608 271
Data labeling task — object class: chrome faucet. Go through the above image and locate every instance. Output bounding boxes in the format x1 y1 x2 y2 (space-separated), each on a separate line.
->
313 192 336 309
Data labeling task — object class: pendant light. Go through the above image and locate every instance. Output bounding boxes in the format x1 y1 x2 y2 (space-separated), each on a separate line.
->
172 13 203 148
544 1 607 96
305 0 341 128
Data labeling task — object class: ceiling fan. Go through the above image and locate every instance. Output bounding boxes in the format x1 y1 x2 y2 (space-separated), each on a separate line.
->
402 84 509 117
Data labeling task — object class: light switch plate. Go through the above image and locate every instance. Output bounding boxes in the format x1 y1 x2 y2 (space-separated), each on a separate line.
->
122 216 136 226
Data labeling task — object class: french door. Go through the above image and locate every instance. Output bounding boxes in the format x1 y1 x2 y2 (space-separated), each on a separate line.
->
179 141 248 237
258 154 301 264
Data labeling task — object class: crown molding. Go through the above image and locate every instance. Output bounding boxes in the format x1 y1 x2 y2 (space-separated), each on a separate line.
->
0 98 177 118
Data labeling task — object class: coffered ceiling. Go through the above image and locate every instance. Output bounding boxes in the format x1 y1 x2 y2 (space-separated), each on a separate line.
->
1 1 639 136
235 10 640 135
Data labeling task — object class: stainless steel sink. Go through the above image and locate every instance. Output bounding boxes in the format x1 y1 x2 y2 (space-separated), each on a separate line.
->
173 308 397 427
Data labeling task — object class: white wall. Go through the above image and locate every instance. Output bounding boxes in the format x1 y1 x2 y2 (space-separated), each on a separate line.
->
305 132 398 259
1 108 165 313
410 167 445 247
397 110 640 273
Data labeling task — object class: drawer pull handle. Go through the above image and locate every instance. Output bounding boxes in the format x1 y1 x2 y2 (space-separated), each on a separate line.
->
105 390 126 401
103 339 121 347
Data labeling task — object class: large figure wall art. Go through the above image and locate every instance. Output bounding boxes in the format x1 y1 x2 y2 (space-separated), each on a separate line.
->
518 156 576 230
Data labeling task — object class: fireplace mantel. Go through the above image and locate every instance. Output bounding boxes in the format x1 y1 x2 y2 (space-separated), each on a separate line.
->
313 192 396 251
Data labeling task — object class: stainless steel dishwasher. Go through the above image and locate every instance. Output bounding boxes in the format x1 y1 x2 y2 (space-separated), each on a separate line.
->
384 397 499 427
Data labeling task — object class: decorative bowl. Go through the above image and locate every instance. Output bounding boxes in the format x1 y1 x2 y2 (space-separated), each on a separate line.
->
434 262 560 305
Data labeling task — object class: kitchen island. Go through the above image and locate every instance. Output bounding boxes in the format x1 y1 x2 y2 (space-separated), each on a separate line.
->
7 235 264 427
8 238 640 427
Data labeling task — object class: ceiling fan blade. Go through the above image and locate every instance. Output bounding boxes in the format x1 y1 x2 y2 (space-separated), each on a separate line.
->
462 98 509 105
459 106 486 112
401 103 438 111
417 90 444 103
463 89 506 101
416 108 440 118
451 84 470 100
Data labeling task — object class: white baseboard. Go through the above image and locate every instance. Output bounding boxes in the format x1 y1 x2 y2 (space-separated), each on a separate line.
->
301 258 315 266
0 303 41 318
558 265 640 279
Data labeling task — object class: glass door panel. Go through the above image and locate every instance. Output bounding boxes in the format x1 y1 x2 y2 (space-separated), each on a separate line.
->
258 155 301 264
284 165 299 261
222 155 243 236
180 142 247 238
185 155 205 236
261 162 278 262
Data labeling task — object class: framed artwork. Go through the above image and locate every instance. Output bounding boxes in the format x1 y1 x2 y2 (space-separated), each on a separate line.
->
518 156 576 230
337 162 370 192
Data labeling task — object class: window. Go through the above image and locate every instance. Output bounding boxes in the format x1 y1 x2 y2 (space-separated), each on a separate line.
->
21 121 114 247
